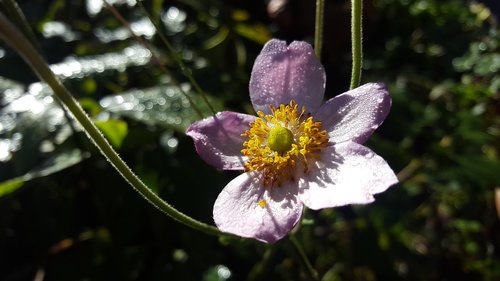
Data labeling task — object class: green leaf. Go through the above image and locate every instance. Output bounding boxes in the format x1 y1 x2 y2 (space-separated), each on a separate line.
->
0 149 86 197
203 26 229 49
95 119 128 149
99 86 221 131
0 177 25 197
234 23 271 45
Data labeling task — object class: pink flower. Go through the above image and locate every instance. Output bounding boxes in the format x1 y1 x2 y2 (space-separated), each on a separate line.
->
186 39 398 243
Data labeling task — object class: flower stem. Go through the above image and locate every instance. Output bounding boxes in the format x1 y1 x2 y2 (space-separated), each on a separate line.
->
0 11 227 238
102 0 206 118
135 1 217 115
2 0 39 49
314 0 325 59
350 0 363 90
289 235 319 281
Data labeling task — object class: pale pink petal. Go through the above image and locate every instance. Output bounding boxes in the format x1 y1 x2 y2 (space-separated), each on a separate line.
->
213 171 303 243
249 39 326 114
298 142 398 210
186 111 255 170
315 83 391 144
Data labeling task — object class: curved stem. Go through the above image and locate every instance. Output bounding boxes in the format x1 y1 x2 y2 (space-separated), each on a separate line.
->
350 0 363 90
289 235 319 281
135 1 217 115
102 0 205 118
314 0 325 59
0 11 227 238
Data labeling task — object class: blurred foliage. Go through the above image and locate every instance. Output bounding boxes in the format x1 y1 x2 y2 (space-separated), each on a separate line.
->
0 0 499 280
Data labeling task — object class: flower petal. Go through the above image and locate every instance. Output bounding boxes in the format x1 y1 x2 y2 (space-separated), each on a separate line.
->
316 83 391 144
186 111 255 170
249 39 326 114
213 172 303 243
298 142 398 210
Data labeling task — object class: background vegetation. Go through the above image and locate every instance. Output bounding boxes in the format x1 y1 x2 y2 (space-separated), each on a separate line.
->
0 0 499 280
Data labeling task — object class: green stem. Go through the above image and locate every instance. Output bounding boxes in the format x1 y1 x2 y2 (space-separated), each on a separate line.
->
136 1 217 115
102 0 205 118
0 11 227 238
1 0 39 49
290 235 319 281
350 0 363 90
314 0 325 59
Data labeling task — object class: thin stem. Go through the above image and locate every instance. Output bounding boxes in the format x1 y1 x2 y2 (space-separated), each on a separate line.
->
102 0 205 118
0 11 227 238
1 0 39 49
135 1 217 115
289 235 319 281
247 247 274 281
314 0 325 59
350 0 363 90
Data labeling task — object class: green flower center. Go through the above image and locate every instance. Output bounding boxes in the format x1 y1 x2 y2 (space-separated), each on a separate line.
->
267 126 294 153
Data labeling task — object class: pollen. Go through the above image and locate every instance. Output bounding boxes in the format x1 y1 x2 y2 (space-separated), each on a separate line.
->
241 100 329 187
258 200 267 208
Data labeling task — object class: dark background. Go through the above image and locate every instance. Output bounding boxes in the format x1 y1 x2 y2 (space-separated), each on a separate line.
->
0 0 499 280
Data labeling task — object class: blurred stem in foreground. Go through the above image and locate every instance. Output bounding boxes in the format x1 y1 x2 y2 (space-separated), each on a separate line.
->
0 11 227 238
314 0 325 58
290 234 320 281
350 0 363 89
1 0 39 49
102 0 207 118
135 0 217 115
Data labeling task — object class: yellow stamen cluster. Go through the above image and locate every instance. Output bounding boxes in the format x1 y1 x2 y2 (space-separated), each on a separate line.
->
241 100 329 187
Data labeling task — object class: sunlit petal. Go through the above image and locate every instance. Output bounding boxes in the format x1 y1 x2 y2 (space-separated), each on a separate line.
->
316 83 391 144
298 143 398 210
213 172 303 243
249 39 325 114
186 111 255 170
